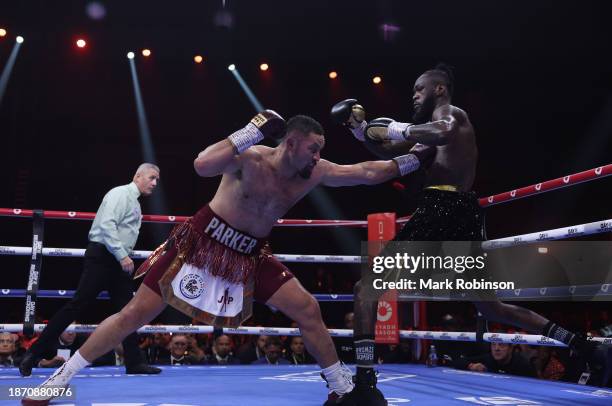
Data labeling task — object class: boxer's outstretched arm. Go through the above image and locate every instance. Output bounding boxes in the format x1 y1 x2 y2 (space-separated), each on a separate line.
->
362 139 416 160
320 159 400 187
194 139 243 177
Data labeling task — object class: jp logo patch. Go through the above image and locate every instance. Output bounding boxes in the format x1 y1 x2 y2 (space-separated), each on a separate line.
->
179 273 205 299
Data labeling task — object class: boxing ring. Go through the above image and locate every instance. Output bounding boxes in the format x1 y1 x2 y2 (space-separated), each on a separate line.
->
1 163 612 405
1 364 611 405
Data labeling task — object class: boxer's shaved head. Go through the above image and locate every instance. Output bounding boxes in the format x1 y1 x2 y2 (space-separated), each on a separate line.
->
283 115 325 179
284 115 324 139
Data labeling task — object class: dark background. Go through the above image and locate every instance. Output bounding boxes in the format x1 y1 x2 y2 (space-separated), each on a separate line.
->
0 1 610 326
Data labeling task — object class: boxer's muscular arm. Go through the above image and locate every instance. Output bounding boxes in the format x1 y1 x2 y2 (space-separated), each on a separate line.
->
194 139 244 177
320 159 400 187
362 139 416 160
194 110 285 177
363 141 437 171
404 105 465 146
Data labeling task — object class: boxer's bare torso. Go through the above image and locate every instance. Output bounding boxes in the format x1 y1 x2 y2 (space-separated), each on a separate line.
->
205 134 399 237
419 104 477 191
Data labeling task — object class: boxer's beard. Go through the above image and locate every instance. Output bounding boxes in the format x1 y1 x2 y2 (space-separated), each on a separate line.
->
298 166 313 179
413 95 436 124
298 161 317 179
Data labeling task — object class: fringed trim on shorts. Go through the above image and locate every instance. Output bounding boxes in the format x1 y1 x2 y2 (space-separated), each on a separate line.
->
168 220 269 285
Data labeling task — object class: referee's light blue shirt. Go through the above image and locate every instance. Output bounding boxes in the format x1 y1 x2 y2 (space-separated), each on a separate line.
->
88 182 142 261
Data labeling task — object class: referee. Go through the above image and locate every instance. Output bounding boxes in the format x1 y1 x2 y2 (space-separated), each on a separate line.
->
20 163 162 376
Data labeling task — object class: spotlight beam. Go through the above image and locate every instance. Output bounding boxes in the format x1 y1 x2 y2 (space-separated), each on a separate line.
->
0 40 23 106
228 66 264 112
127 56 168 235
128 58 156 162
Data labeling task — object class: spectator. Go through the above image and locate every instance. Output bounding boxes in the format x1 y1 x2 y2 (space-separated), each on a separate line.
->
252 337 290 365
186 334 206 363
310 267 334 293
237 334 268 364
435 313 480 364
195 332 213 357
453 342 536 378
206 335 240 365
378 342 412 364
142 333 172 364
0 333 19 367
159 334 201 365
286 336 315 365
532 346 565 381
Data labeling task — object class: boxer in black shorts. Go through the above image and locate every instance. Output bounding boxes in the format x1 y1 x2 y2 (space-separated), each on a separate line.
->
332 64 611 405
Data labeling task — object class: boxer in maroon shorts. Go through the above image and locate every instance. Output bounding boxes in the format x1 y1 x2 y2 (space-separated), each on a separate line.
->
24 112 426 406
141 204 293 306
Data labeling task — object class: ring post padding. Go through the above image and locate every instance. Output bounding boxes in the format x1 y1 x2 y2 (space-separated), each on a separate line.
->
368 213 401 346
23 209 44 337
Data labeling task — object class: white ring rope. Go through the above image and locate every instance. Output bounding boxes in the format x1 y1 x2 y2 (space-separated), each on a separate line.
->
482 218 612 250
1 218 610 262
0 247 362 263
0 324 609 347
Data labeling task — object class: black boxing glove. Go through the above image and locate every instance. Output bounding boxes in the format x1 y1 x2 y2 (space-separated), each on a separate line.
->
364 117 395 143
330 99 367 141
365 118 416 143
228 110 286 154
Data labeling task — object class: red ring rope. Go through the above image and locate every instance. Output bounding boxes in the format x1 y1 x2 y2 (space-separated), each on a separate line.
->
2 163 610 224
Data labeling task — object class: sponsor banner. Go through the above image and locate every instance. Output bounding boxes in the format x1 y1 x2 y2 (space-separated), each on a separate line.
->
376 291 399 344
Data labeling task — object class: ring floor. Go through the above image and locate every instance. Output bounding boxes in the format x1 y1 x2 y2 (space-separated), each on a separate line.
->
1 364 610 405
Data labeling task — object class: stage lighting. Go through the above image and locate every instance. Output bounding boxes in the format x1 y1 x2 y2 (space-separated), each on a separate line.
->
142 49 151 57
127 51 135 59
260 63 269 72
228 64 236 71
86 2 107 20
0 29 6 37
329 71 338 79
373 76 382 84
16 36 24 44
194 55 203 64
76 39 86 48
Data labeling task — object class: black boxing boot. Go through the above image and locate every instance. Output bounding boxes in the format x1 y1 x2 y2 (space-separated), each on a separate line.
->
342 367 387 406
543 322 612 386
572 335 612 386
19 350 37 377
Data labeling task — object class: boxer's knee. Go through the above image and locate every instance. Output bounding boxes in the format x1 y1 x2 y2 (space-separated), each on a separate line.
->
118 297 161 329
293 294 323 328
